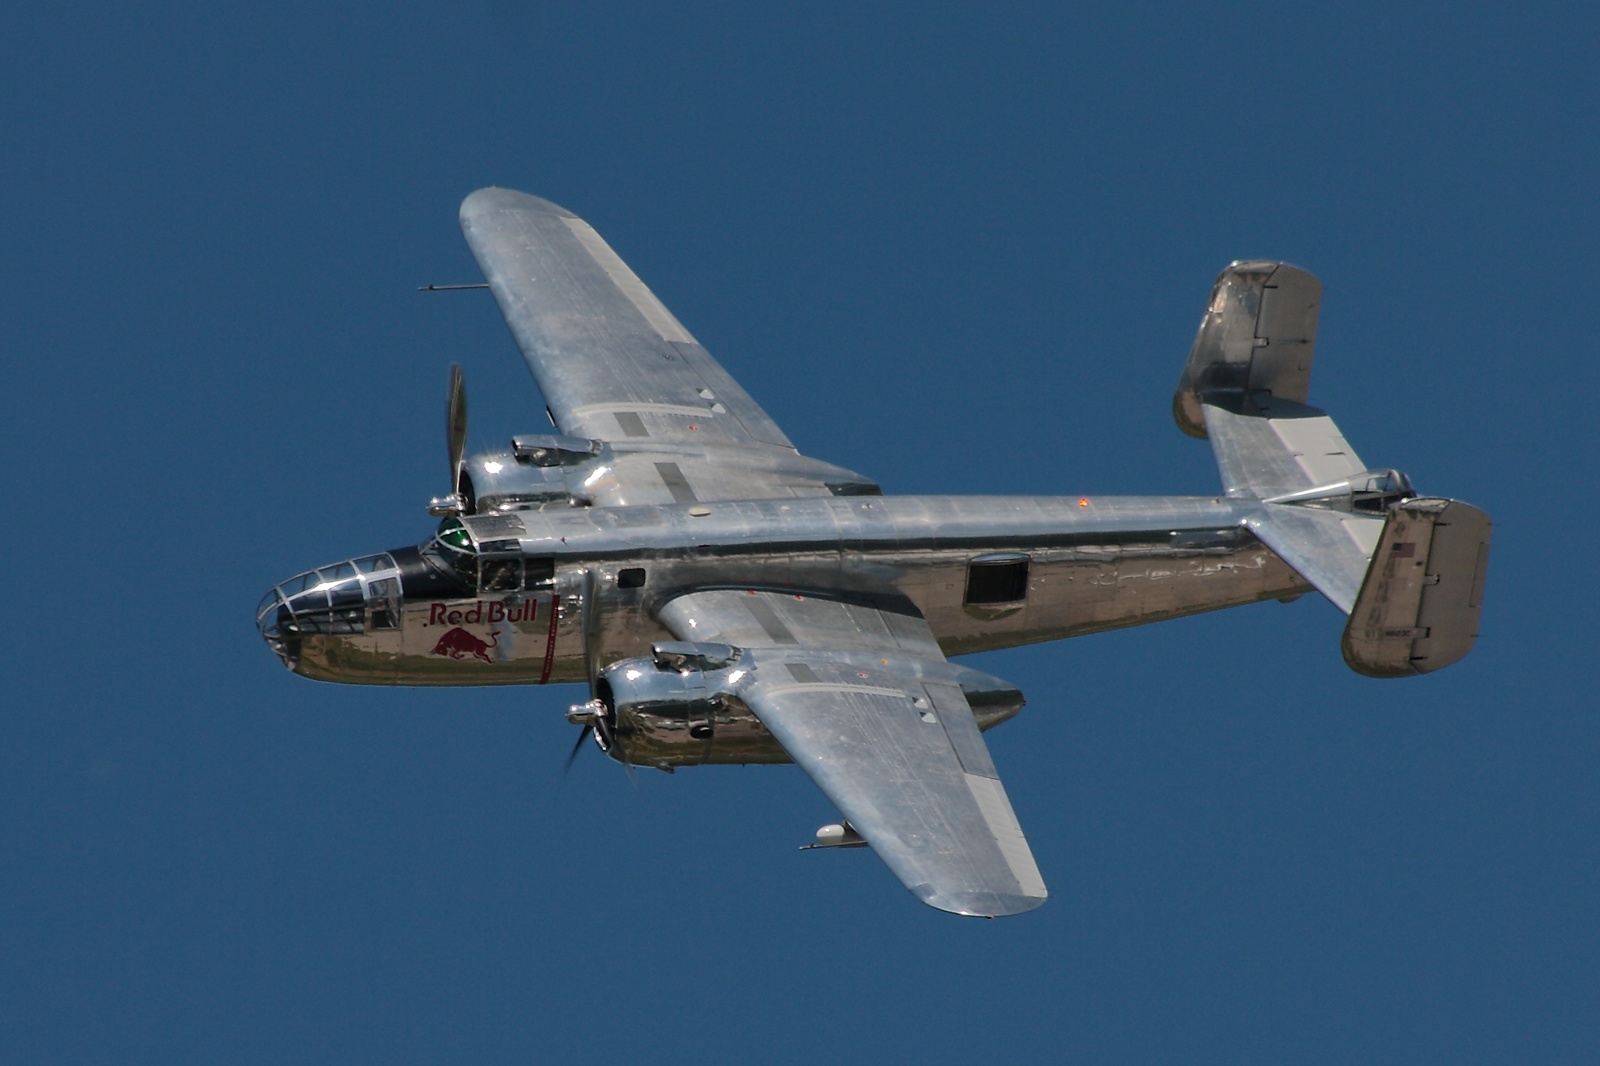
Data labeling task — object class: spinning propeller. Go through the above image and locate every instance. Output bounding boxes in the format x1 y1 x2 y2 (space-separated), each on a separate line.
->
562 698 615 776
427 363 472 517
447 362 467 498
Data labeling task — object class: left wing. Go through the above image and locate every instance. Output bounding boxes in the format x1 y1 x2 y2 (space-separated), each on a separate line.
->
461 187 793 451
460 188 879 506
657 590 1047 918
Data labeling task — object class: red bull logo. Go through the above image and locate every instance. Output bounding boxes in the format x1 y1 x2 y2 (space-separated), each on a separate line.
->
430 626 499 664
425 600 542 627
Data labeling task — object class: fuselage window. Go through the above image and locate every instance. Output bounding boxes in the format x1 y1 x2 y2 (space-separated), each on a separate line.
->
965 556 1030 605
479 559 523 593
524 558 555 589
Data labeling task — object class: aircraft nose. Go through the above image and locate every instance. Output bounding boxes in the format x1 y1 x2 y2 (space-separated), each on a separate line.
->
256 585 297 669
256 559 375 670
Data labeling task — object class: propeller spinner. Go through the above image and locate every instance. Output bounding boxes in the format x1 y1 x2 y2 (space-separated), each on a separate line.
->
563 698 615 775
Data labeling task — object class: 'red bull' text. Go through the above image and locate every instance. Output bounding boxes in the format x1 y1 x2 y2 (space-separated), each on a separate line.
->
425 600 543 627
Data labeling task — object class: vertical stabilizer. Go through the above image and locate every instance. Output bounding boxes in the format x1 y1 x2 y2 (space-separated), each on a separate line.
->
1342 499 1492 677
1174 261 1321 439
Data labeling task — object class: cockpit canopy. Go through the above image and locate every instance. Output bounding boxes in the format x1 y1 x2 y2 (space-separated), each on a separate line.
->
422 516 554 595
255 553 403 670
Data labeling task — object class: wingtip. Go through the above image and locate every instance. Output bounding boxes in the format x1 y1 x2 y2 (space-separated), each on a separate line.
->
918 887 1048 918
460 187 577 224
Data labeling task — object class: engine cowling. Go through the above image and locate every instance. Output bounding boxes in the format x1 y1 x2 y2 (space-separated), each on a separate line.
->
590 642 1027 771
593 643 779 770
453 435 613 514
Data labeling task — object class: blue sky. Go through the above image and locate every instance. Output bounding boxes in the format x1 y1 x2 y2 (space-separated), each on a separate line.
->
4 4 1597 1062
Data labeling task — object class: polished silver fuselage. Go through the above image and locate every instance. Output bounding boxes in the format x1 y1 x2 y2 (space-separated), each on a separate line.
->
281 493 1308 689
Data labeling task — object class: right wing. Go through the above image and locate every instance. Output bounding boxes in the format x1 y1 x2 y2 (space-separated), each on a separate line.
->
657 590 1047 917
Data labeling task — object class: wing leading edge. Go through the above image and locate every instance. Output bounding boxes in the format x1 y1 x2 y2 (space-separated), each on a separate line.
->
656 590 1047 917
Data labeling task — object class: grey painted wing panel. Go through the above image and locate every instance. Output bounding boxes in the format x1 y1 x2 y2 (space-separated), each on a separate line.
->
459 188 794 451
1202 396 1366 500
656 590 1046 917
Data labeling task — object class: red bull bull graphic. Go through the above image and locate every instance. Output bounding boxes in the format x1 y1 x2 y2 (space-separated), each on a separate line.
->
430 627 499 664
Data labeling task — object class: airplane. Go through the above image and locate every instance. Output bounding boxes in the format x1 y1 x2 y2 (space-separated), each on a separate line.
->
256 188 1492 918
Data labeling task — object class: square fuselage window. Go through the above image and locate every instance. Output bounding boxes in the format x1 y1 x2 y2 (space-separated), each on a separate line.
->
965 557 1029 605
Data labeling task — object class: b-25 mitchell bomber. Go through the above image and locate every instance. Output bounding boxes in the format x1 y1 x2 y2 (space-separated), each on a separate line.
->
258 188 1492 918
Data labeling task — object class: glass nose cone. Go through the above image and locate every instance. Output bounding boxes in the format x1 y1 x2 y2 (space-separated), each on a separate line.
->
257 554 400 672
256 585 298 668
257 563 367 669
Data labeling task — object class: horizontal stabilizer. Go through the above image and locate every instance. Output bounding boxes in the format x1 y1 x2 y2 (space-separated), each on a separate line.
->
1177 261 1494 677
1342 499 1492 677
1244 505 1381 615
1203 394 1366 500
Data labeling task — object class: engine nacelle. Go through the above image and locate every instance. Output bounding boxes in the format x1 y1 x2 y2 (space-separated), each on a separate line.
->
595 643 775 770
454 435 613 514
594 642 1026 771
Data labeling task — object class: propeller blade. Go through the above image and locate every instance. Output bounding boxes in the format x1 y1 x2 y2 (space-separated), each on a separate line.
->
562 723 591 777
446 363 468 494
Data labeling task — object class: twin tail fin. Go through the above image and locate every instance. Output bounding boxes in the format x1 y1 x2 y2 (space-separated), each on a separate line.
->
1176 262 1491 677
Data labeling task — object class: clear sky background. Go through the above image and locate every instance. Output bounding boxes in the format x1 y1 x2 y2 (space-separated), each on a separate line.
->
4 4 1597 1063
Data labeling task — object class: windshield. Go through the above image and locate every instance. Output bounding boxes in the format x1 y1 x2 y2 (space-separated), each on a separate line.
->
422 518 479 590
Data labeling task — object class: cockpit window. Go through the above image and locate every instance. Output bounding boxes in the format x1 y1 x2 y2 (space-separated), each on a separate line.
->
525 558 554 587
280 571 320 596
354 553 396 574
423 518 479 591
479 559 522 593
414 519 552 597
436 519 473 551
